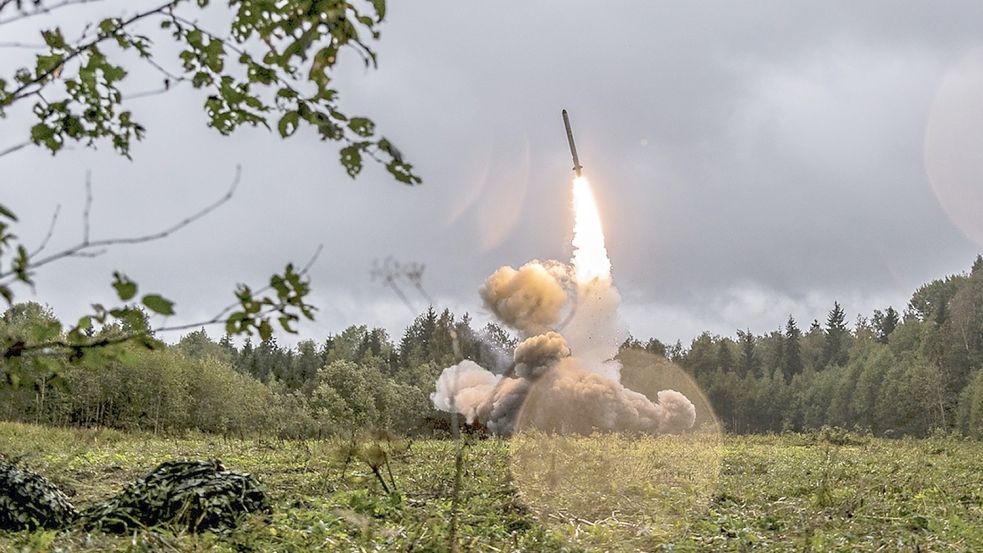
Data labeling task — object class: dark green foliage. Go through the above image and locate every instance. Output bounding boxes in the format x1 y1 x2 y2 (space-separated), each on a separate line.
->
872 306 900 344
822 301 849 367
80 460 269 533
737 329 757 377
0 460 77 530
663 256 983 437
783 316 803 382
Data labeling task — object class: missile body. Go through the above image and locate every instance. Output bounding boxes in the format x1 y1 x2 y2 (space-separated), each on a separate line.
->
562 109 583 177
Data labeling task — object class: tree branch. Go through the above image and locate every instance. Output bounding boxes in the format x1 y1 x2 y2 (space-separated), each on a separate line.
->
153 243 323 334
0 141 31 159
0 0 104 27
6 1 180 104
0 164 241 282
8 243 324 356
0 41 46 49
29 203 60 257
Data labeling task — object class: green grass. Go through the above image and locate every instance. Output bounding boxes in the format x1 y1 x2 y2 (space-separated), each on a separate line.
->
1 422 982 551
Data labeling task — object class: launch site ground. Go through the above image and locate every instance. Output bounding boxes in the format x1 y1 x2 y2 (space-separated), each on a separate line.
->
3 421 981 552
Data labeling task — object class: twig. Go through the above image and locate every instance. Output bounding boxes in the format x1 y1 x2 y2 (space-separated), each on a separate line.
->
124 80 183 101
0 141 30 159
0 0 104 26
6 1 179 104
0 41 45 49
4 165 241 279
6 242 322 356
29 204 60 257
153 243 323 334
82 170 92 243
372 257 433 315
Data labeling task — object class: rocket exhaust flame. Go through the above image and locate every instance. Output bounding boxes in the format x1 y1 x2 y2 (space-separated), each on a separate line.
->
571 176 611 284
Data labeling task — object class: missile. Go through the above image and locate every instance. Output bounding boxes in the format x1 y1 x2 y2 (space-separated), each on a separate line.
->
561 109 583 177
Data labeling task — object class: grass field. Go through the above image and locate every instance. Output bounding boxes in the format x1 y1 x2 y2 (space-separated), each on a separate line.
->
1 422 982 552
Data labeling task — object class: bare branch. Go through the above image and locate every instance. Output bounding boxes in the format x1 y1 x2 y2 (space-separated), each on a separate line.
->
124 80 183 101
154 242 324 334
372 257 423 315
0 41 45 49
0 164 241 281
82 170 91 243
8 242 324 357
0 141 31 159
0 0 105 27
29 203 60 257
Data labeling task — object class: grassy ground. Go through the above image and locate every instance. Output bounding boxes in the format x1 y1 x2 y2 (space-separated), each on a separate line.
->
1 422 982 552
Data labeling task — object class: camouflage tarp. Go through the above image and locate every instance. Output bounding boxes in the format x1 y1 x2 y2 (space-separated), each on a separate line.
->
0 461 78 531
79 459 270 533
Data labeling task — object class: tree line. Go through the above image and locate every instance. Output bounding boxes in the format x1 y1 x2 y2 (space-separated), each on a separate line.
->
2 256 983 439
625 255 983 438
0 305 513 438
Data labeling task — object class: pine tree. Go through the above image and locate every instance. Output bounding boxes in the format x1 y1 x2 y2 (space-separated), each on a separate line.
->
644 338 667 357
769 327 785 378
737 329 756 377
783 316 803 383
873 306 899 344
717 339 734 372
822 301 848 368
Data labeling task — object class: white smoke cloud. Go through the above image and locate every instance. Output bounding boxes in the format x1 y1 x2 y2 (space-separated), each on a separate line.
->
430 360 501 424
518 358 696 434
655 389 698 433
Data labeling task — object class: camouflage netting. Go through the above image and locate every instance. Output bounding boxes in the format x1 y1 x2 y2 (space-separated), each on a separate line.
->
0 460 78 531
79 460 271 533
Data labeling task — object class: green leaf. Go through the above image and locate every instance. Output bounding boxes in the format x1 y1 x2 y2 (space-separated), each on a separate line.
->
340 144 363 178
348 117 375 137
76 316 93 331
371 0 387 21
111 272 138 301
41 28 66 50
142 294 175 316
98 18 119 36
0 203 17 222
110 307 147 330
30 123 54 144
35 53 64 77
277 111 299 138
258 319 273 341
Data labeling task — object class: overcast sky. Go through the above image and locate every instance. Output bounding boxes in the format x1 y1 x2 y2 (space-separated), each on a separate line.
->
3 1 983 346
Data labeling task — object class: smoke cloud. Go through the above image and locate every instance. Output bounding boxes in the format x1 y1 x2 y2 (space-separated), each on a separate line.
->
479 261 571 336
514 331 570 378
431 178 696 436
430 360 500 424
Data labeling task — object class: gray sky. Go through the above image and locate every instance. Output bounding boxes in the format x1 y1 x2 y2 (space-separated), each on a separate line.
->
3 1 983 346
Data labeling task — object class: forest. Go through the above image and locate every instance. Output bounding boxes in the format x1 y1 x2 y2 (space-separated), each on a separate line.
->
4 255 982 441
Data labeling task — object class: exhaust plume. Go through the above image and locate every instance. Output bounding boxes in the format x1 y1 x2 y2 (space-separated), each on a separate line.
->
432 176 696 436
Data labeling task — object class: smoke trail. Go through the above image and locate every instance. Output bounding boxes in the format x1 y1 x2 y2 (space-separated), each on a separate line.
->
431 176 696 436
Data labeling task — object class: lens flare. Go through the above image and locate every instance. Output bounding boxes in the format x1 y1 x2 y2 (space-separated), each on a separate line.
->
571 176 612 283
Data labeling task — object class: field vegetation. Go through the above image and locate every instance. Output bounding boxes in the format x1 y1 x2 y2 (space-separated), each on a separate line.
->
1 422 981 552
